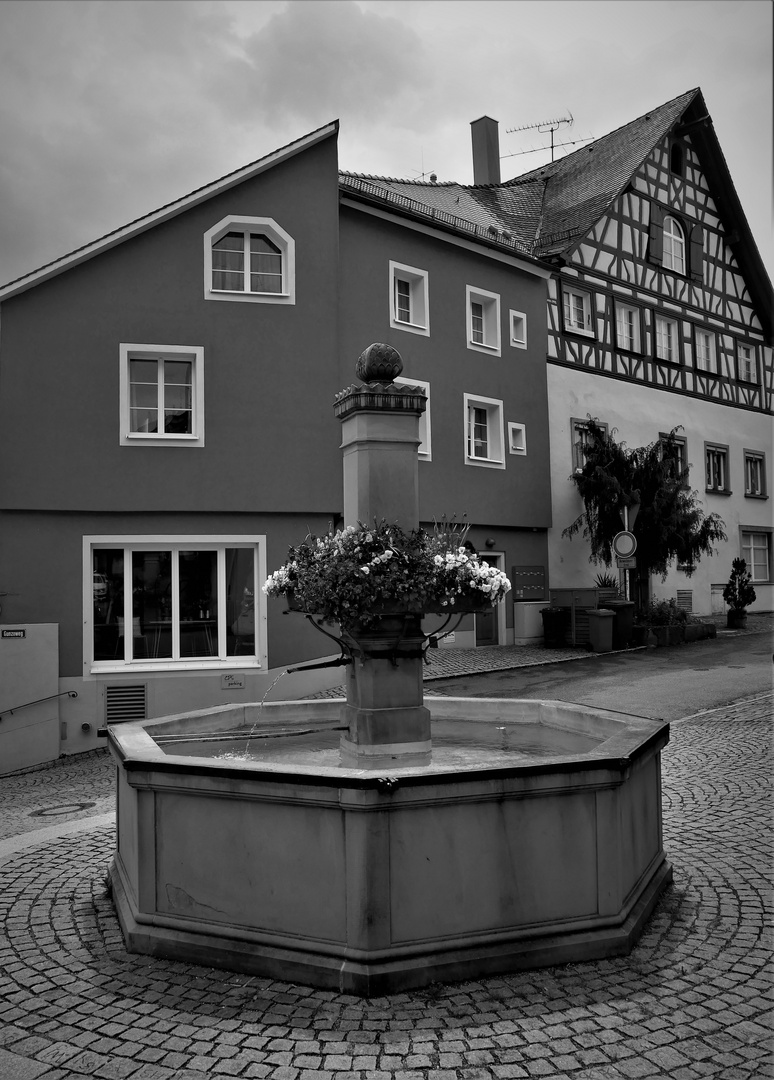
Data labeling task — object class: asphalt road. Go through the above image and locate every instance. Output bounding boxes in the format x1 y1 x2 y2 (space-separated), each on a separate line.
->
429 630 773 722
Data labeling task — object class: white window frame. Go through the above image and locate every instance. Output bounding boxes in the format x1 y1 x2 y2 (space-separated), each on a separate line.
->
694 328 716 372
394 376 432 459
83 535 267 675
203 216 295 304
562 286 594 337
464 393 505 468
655 314 681 364
508 422 527 455
741 530 771 582
389 262 429 336
466 286 501 355
615 301 641 353
509 309 527 350
662 215 686 274
119 344 204 448
737 343 759 383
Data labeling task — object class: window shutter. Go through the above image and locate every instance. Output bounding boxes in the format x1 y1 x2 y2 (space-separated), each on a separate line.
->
648 204 664 266
689 224 704 284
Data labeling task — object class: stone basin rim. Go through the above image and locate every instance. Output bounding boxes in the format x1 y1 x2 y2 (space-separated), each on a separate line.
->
107 696 670 784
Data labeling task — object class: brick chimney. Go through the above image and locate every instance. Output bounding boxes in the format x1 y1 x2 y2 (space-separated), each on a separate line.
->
471 116 501 185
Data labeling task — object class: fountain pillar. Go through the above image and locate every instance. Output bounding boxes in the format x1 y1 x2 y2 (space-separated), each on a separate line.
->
333 343 431 768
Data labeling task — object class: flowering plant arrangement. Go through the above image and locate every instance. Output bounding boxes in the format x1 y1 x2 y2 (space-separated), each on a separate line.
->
262 520 511 630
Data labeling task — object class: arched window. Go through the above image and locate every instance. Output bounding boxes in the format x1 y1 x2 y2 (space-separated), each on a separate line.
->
663 216 686 274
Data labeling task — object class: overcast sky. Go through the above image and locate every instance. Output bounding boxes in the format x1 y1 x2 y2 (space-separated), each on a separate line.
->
0 0 771 287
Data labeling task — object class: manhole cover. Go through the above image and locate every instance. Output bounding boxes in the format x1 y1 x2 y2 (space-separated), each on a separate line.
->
29 802 97 817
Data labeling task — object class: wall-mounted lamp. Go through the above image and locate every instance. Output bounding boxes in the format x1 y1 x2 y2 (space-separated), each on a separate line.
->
485 538 496 548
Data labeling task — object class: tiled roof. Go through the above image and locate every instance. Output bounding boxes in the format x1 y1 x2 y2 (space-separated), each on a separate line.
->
340 90 704 262
338 173 541 256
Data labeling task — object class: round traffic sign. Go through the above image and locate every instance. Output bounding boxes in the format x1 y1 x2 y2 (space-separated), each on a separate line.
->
612 531 637 558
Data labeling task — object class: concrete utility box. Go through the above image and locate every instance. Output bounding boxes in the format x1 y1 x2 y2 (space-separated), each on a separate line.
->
0 624 60 774
513 601 545 643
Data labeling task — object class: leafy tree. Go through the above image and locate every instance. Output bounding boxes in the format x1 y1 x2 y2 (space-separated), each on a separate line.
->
563 420 727 608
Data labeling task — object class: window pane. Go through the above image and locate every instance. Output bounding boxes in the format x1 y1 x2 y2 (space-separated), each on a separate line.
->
212 232 244 290
129 360 159 432
471 302 484 344
132 551 172 659
93 549 124 661
470 406 488 457
395 279 411 322
249 235 282 293
227 549 255 656
163 361 193 434
179 551 217 657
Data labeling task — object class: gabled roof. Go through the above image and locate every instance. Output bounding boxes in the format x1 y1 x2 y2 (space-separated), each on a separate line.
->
0 121 339 301
340 89 773 342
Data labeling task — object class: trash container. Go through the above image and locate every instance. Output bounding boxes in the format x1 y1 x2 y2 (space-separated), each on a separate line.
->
605 600 635 649
541 607 570 647
586 608 614 653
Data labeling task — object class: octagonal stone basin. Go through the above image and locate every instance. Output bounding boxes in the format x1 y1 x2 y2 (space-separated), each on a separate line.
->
107 698 671 996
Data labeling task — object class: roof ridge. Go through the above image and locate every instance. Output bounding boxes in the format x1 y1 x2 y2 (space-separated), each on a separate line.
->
340 170 459 187
511 88 700 185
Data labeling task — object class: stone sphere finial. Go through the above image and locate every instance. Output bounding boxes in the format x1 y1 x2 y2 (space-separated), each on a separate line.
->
355 343 403 384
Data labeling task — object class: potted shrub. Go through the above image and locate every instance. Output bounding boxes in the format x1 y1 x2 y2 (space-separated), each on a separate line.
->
638 598 688 646
722 558 756 629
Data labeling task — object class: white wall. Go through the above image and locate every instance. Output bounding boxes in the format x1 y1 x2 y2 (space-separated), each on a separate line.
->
547 367 773 613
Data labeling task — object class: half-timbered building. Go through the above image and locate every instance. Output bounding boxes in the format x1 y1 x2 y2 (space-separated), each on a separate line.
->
351 88 773 616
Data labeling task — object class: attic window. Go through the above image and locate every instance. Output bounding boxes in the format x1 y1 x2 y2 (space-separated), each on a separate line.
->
204 216 295 305
670 142 684 177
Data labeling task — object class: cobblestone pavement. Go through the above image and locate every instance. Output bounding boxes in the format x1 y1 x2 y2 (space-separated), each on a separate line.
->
1 691 772 1079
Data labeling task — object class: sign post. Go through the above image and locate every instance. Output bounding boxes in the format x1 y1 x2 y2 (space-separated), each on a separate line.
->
613 519 638 602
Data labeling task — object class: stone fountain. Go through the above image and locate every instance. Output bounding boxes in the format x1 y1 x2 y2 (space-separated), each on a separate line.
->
107 344 672 995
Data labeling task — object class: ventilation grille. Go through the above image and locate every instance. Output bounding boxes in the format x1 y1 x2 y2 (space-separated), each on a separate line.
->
105 684 147 723
676 590 693 613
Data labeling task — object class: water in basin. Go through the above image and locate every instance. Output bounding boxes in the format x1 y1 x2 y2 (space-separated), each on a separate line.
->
155 717 603 768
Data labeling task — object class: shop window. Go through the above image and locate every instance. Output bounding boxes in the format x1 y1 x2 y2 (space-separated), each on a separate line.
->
87 537 265 670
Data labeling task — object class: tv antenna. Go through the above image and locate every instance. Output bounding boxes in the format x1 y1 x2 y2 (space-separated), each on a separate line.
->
505 113 574 162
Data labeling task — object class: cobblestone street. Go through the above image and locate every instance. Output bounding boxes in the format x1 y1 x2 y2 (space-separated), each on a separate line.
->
0 692 771 1080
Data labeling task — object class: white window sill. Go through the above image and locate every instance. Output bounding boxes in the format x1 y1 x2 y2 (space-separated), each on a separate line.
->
465 456 506 470
564 324 595 338
467 341 501 356
391 318 429 337
91 659 261 675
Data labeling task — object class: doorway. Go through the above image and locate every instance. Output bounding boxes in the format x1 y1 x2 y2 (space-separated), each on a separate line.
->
475 552 506 646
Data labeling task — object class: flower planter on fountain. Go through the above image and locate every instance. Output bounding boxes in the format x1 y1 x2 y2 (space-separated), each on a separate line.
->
107 343 672 995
